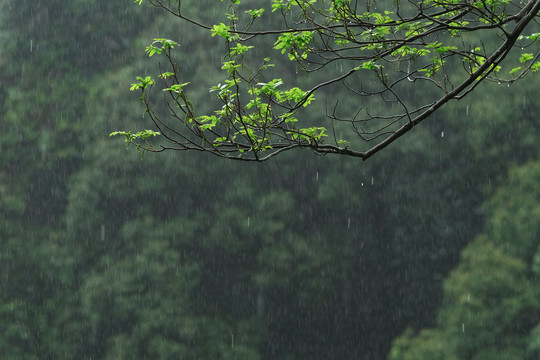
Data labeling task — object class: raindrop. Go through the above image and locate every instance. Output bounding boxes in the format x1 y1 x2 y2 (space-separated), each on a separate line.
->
100 224 105 241
257 291 264 315
247 217 250 227
371 177 374 185
462 323 465 333
315 171 319 182
466 105 469 116
347 217 351 229
441 131 444 138
467 294 471 302
30 40 33 53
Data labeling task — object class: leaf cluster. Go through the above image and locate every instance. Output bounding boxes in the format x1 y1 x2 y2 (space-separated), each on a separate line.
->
118 0 540 161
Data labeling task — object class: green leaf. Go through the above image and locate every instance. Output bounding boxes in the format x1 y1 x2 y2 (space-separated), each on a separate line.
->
130 76 154 91
163 82 191 94
159 72 175 79
245 8 264 18
211 23 238 41
355 61 383 71
230 43 254 56
519 53 534 63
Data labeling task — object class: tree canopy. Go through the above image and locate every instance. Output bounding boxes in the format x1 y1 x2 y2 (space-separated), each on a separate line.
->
388 160 540 360
114 0 540 160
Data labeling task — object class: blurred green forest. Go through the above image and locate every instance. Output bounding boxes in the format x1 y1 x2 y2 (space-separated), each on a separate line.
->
0 0 538 359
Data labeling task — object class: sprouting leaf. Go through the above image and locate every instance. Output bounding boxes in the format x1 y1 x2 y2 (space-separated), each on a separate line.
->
163 82 191 94
355 61 383 71
159 72 175 79
109 129 160 140
211 23 239 41
230 43 254 56
130 76 154 91
246 8 264 18
145 38 178 57
519 53 534 63
337 139 350 147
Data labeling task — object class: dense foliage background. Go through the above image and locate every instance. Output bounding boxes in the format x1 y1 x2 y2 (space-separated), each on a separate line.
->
0 1 538 359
